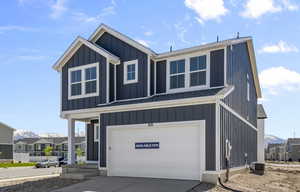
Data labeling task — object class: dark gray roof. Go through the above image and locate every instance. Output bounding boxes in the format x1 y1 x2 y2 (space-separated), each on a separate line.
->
98 87 229 108
257 104 267 119
287 138 300 144
14 137 85 145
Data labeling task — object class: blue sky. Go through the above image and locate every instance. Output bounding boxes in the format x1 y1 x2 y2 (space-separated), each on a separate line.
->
0 0 300 138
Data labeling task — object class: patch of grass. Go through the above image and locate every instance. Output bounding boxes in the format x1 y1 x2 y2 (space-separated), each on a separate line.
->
0 162 36 168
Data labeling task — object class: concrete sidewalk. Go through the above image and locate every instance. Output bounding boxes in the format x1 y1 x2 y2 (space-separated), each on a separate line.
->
52 176 214 192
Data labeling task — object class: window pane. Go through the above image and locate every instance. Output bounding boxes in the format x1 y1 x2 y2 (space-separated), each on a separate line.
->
71 70 81 83
127 71 135 81
170 60 185 74
85 67 96 80
71 83 81 96
190 55 206 71
85 80 97 94
170 74 185 89
178 60 185 73
190 71 206 86
127 64 135 73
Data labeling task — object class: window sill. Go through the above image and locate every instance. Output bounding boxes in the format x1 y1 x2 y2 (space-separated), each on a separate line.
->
124 79 138 85
167 85 210 94
68 92 99 100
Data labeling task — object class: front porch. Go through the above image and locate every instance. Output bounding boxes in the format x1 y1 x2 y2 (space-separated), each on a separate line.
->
67 117 99 167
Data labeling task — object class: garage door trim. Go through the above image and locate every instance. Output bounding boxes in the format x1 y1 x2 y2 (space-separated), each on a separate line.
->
106 120 206 180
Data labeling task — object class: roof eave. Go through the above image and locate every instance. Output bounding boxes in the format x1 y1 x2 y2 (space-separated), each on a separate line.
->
52 36 120 72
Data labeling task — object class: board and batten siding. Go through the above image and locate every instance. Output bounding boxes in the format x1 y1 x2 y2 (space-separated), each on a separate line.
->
220 106 257 169
223 43 257 126
95 32 148 100
210 49 224 87
86 120 99 161
61 44 107 111
100 104 216 171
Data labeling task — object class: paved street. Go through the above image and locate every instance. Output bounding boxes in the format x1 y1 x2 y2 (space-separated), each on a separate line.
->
0 167 61 180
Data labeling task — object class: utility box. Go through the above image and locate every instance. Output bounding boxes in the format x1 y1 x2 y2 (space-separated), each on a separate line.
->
250 162 265 175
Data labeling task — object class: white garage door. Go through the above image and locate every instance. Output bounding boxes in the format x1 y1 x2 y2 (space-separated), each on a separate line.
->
107 121 206 180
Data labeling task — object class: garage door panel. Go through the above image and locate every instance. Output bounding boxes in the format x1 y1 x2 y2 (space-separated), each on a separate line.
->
108 121 205 180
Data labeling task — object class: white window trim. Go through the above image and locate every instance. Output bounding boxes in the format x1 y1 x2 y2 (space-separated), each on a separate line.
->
166 51 210 94
123 59 138 84
94 123 100 142
247 74 250 101
68 62 99 100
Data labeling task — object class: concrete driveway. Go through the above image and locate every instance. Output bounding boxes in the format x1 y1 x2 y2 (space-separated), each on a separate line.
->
52 176 214 192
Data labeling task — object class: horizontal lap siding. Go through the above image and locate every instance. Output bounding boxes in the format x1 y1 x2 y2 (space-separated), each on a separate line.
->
0 145 13 159
100 104 216 171
224 43 257 127
62 45 107 111
210 49 224 87
96 32 148 100
220 106 257 169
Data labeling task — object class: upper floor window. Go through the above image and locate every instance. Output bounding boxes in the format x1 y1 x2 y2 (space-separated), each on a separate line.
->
124 59 138 84
190 55 207 87
247 74 250 101
170 59 185 89
68 63 99 100
167 53 210 93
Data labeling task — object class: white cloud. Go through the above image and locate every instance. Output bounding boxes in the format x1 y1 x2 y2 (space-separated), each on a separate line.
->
174 22 190 44
259 41 299 53
184 0 228 23
0 25 38 34
135 39 151 47
73 3 116 23
50 0 68 19
259 66 300 95
282 0 299 10
241 0 298 19
144 31 153 36
16 55 48 61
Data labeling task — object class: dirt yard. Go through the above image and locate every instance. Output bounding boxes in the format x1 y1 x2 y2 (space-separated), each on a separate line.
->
0 177 83 192
212 164 300 192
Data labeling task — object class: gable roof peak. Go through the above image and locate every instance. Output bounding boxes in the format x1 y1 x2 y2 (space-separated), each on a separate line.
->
89 23 157 56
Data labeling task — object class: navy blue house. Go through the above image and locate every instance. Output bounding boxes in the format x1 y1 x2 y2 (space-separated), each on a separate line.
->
53 24 266 183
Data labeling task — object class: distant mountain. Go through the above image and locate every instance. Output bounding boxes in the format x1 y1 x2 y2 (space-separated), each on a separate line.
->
39 133 65 138
14 130 40 140
14 130 66 140
264 134 285 148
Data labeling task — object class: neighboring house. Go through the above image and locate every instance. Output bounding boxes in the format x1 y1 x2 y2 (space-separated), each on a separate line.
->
266 143 286 161
14 137 85 159
53 23 266 183
0 122 14 162
286 138 300 162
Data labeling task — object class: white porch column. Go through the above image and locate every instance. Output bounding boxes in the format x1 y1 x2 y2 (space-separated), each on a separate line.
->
257 119 265 163
68 118 76 165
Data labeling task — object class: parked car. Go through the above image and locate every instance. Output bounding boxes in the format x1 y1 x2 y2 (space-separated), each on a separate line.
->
58 157 68 167
35 160 58 168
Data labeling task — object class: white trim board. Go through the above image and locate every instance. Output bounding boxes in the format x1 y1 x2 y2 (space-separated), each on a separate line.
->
219 101 257 131
53 36 120 72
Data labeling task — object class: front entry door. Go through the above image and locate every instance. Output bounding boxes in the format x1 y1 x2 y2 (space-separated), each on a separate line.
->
86 122 99 162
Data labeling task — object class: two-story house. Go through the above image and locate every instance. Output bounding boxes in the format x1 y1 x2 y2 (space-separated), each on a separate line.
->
0 122 14 162
14 137 85 158
53 24 266 183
